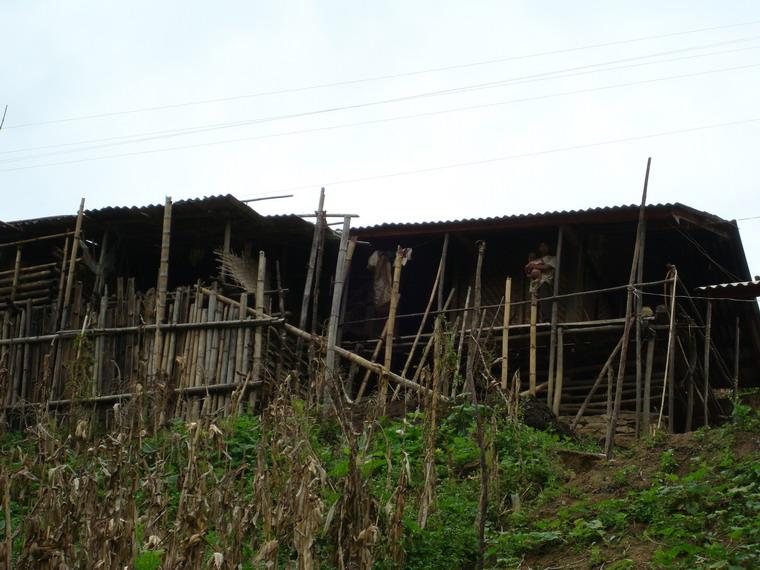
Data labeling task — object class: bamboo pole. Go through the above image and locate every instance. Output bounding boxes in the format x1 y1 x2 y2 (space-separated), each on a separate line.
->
547 226 564 406
703 301 712 427
151 196 172 386
411 289 456 386
10 247 22 301
401 236 448 378
685 330 697 432
656 268 678 432
733 316 740 402
604 157 650 459
325 216 351 382
336 238 356 349
454 286 472 397
552 327 564 415
467 241 486 395
380 247 403 413
252 251 266 383
500 277 512 391
529 292 538 396
61 198 85 328
437 233 449 312
642 333 656 435
634 214 647 436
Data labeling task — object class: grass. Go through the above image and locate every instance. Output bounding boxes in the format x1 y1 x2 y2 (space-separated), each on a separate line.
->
1 398 758 568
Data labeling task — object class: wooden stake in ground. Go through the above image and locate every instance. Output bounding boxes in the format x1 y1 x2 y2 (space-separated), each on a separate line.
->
547 226 564 406
500 277 512 391
296 188 325 362
325 216 351 384
380 248 403 414
151 196 173 384
604 157 650 459
552 327 564 415
634 212 647 436
642 332 656 435
703 301 712 427
466 241 486 397
733 316 740 403
657 268 678 432
529 292 538 396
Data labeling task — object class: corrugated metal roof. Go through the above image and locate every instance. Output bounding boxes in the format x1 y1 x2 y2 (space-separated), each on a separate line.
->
352 202 730 235
695 280 760 299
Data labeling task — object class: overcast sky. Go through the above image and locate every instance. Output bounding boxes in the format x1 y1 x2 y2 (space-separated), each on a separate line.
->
2 1 759 276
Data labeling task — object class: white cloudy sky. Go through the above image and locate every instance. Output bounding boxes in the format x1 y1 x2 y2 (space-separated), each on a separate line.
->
1 1 759 274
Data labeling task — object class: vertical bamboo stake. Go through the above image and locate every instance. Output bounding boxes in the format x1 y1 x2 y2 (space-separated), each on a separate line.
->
336 238 356 349
325 216 351 382
606 366 614 418
634 217 647 436
437 233 450 312
299 188 325 332
529 292 538 396
252 251 266 383
547 227 564 406
500 277 512 391
310 209 327 335
53 236 71 331
733 316 740 403
410 289 456 387
466 241 486 396
151 196 172 385
552 327 564 415
10 246 22 301
380 247 403 414
454 286 471 397
685 331 697 432
703 301 712 427
93 289 108 396
355 319 388 402
642 333 656 435
657 268 677 432
605 157 651 458
61 198 85 328
94 231 109 295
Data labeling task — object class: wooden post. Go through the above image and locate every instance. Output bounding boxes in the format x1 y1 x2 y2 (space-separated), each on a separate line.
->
466 241 486 396
657 268 677 432
703 301 712 427
500 277 512 391
151 196 172 382
529 292 538 396
642 333 656 435
336 237 357 349
10 247 22 301
733 316 740 402
547 226 564 406
94 231 109 295
552 327 564 415
606 365 614 418
634 212 647 436
380 247 403 413
685 330 697 432
61 198 85 328
325 216 351 382
253 251 266 382
437 233 449 312
454 286 472 396
296 188 325 362
605 157 650 459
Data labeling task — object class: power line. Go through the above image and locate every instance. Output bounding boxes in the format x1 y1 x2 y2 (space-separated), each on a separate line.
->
262 117 760 194
5 19 760 129
1 59 758 168
3 39 758 160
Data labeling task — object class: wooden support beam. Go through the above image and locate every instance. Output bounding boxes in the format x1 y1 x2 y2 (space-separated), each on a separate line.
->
703 301 712 427
501 277 512 391
552 327 564 415
642 332 656 435
151 196 172 382
634 208 647 436
380 247 403 413
547 226 564 406
61 198 85 328
605 157 650 459
466 241 486 395
529 292 538 396
325 216 351 382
